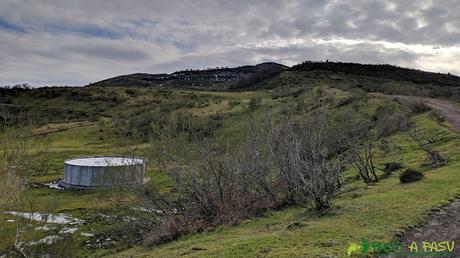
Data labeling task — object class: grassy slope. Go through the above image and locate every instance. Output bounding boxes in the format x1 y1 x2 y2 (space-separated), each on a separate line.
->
0 88 267 256
112 114 460 258
1 85 459 257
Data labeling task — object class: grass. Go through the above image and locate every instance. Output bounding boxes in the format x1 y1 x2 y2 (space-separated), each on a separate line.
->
111 113 460 258
1 85 459 257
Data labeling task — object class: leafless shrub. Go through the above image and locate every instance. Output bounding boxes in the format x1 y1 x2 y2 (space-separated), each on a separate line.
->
170 140 273 225
373 103 411 136
409 124 447 167
351 141 378 183
338 116 379 184
0 109 66 257
266 109 347 211
143 216 191 246
237 120 279 205
344 102 411 184
376 111 410 136
138 138 276 246
409 100 431 114
137 107 358 245
381 162 404 178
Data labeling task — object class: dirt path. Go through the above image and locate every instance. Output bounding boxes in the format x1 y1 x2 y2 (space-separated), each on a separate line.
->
392 199 460 257
376 94 460 133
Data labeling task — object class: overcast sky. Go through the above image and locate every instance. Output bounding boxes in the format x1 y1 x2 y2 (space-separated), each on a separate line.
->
1 0 460 86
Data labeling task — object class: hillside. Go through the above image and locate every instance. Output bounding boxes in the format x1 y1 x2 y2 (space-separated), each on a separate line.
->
88 61 460 100
292 61 460 87
1 61 460 257
88 62 287 89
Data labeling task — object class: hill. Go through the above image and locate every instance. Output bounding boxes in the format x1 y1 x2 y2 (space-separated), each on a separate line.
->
87 61 460 100
1 61 460 257
292 61 460 87
88 62 287 89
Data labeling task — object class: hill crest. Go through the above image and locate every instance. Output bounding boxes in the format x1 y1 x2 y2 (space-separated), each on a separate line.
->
88 61 460 90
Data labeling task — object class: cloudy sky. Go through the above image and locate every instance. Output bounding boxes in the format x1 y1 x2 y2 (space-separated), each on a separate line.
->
1 0 460 86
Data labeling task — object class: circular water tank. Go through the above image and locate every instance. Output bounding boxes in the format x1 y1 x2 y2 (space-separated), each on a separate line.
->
60 156 147 189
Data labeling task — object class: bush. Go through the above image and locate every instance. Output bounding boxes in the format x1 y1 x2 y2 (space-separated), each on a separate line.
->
228 100 240 108
373 103 410 136
143 216 190 246
399 168 424 183
409 101 431 114
248 97 261 110
335 96 355 107
381 162 404 178
377 112 410 136
291 88 305 98
383 162 404 172
125 89 137 96
429 111 446 123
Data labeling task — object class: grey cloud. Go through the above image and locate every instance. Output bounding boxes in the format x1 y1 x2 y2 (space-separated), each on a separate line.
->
65 45 149 61
0 0 459 86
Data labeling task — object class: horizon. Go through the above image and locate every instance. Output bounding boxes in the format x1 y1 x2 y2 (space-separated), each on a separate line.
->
3 60 460 88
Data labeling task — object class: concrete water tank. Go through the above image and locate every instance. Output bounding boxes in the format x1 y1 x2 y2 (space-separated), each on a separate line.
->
60 156 147 189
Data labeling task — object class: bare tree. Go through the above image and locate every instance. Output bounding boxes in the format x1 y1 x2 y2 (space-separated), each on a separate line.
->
170 139 274 224
266 109 346 211
0 108 76 257
351 141 378 183
137 107 353 246
238 120 278 205
409 124 447 167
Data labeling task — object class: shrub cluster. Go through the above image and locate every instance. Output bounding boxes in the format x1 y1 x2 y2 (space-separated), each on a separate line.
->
399 168 424 183
116 109 222 140
141 111 350 246
373 103 410 136
409 101 431 114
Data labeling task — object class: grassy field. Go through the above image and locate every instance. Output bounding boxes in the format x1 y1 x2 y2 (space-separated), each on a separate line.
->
0 87 272 256
112 113 460 258
1 84 459 257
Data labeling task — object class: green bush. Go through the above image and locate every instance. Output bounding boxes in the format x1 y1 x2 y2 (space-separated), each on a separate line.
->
399 168 424 183
429 111 446 123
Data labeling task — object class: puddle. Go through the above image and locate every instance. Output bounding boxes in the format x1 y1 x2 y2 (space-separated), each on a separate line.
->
60 227 78 234
136 207 164 213
35 225 52 231
5 211 82 225
44 182 64 190
27 235 61 246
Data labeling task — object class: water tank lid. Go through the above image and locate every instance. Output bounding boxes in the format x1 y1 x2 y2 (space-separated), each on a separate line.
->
64 157 144 167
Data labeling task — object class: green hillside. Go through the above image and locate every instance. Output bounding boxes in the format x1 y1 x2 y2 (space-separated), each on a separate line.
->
1 62 460 257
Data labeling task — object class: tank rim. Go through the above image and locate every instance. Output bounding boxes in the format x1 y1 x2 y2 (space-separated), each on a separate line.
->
64 155 147 167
